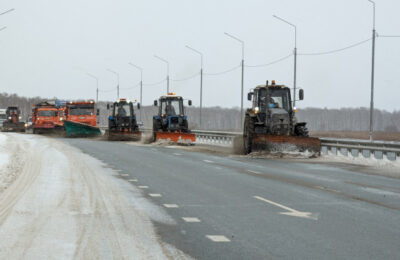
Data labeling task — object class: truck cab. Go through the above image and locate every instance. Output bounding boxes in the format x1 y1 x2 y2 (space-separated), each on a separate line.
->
66 101 98 127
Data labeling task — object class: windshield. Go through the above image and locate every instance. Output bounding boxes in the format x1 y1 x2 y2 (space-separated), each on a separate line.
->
161 99 182 116
258 88 290 112
38 110 57 117
114 103 132 117
70 106 94 116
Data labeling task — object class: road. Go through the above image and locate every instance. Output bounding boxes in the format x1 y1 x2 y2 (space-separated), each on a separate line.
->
65 138 400 260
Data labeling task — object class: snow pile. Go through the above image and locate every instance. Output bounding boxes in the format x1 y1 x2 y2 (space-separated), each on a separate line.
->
316 152 400 177
0 134 190 259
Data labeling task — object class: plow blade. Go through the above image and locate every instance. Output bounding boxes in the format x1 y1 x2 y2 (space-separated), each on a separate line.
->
2 122 25 132
106 130 142 141
64 120 101 137
155 132 196 144
252 134 321 154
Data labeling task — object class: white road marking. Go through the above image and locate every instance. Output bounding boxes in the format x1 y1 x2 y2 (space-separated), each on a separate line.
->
120 173 129 177
203 160 214 163
206 235 231 242
163 204 179 208
182 217 201 223
254 195 318 220
128 179 137 182
138 186 149 189
246 169 261 175
149 193 162 197
173 153 182 156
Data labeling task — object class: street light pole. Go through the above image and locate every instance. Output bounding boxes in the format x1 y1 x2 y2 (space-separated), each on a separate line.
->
224 32 244 129
0 8 15 16
273 15 297 107
106 69 119 99
86 73 99 104
368 0 376 141
154 55 170 94
128 62 143 122
186 45 203 129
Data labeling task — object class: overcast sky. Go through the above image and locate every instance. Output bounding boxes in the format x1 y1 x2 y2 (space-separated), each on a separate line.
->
1 0 399 111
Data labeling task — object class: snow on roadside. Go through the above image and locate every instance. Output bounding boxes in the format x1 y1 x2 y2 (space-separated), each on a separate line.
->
315 152 400 177
0 134 190 260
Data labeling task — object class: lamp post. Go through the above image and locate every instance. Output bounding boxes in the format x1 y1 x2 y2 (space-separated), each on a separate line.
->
224 32 244 129
273 14 297 107
154 55 170 94
86 73 99 104
128 62 143 122
106 69 119 99
0 8 15 16
186 45 203 129
367 0 376 141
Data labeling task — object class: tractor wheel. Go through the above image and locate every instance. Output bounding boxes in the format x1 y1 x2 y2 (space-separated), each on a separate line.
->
243 115 254 154
295 124 309 137
152 119 160 142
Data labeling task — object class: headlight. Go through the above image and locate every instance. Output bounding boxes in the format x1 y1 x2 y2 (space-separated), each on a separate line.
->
8 117 11 119
254 107 259 114
293 107 298 113
24 123 28 127
19 116 22 120
60 117 64 121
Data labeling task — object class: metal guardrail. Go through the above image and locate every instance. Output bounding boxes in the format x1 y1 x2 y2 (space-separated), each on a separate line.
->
100 126 400 161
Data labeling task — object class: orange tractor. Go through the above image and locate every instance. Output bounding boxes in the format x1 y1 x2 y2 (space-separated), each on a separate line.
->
152 93 195 144
2 107 25 132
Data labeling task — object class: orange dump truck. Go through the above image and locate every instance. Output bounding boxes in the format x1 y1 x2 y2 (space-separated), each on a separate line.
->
32 101 65 134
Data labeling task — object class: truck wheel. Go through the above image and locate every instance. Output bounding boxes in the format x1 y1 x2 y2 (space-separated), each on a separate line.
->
295 124 309 137
243 115 254 154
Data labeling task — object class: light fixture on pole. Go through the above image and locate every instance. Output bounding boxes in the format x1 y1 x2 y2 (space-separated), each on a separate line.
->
224 32 245 129
0 8 15 16
367 0 376 141
106 69 119 99
128 62 143 122
186 45 203 129
273 14 297 107
154 55 170 94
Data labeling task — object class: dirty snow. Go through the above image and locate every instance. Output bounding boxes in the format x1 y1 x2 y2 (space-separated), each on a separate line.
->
0 133 189 259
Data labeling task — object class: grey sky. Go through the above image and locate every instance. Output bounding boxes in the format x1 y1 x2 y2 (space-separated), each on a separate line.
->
1 0 399 111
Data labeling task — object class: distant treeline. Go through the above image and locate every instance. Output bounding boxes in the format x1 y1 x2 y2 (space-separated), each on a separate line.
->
1 92 399 132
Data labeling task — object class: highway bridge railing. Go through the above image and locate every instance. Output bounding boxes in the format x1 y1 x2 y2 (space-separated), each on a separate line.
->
100 126 400 161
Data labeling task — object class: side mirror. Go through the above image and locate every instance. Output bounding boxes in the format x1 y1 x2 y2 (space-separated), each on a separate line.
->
96 109 100 116
137 103 141 110
107 104 110 110
154 100 158 106
188 100 192 106
299 89 304 100
247 92 253 101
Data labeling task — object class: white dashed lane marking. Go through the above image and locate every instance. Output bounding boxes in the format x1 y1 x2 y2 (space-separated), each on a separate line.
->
203 160 214 163
120 173 129 177
138 186 149 189
182 217 201 223
128 179 137 182
149 193 162 197
246 170 261 175
163 204 179 208
206 235 231 242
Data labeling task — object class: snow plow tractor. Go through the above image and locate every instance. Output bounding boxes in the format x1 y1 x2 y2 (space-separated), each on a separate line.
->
152 93 195 144
106 98 141 141
243 81 320 155
2 106 25 132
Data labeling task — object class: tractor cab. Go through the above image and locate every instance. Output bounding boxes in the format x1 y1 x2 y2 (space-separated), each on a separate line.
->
106 98 141 141
152 93 195 143
2 106 25 132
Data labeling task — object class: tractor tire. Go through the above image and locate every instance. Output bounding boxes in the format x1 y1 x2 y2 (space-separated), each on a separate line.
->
243 115 254 154
295 124 309 137
152 119 160 142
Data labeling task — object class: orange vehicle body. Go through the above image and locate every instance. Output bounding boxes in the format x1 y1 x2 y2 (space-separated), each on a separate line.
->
65 101 97 126
32 102 65 133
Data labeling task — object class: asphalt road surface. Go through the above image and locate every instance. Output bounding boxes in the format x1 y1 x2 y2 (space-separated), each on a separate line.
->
65 138 400 260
